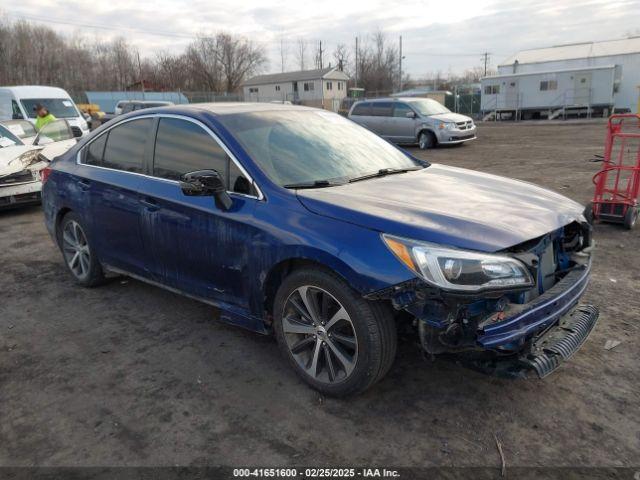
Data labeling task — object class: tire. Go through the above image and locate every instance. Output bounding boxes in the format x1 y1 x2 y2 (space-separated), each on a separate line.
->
418 130 436 150
57 211 105 287
623 206 638 230
583 203 594 225
273 268 397 397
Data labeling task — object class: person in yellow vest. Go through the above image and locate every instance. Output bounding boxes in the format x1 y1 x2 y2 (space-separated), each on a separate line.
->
34 103 56 131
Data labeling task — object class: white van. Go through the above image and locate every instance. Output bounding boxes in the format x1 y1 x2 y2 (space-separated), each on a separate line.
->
0 86 89 135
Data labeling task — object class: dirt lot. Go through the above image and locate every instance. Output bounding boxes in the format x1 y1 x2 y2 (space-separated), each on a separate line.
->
1 121 638 470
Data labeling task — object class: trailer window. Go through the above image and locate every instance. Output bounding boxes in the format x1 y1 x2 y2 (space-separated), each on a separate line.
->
540 80 557 91
484 85 500 95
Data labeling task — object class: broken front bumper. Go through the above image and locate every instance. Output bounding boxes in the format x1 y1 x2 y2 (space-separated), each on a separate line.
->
477 260 592 348
520 304 598 377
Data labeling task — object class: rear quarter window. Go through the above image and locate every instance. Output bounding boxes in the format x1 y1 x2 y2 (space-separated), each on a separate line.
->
84 133 107 166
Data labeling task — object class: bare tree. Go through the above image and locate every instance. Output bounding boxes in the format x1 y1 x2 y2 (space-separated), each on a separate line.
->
294 38 307 70
333 43 350 75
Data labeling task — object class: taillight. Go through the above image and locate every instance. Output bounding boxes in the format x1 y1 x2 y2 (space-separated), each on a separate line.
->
41 166 52 184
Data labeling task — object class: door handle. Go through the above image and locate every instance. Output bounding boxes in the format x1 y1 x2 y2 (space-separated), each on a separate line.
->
140 197 159 211
77 180 90 191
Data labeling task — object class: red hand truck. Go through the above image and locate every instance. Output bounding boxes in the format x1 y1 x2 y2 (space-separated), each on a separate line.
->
590 114 640 230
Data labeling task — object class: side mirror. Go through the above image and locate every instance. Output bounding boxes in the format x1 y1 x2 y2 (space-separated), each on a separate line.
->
405 111 417 118
70 126 83 138
180 170 233 210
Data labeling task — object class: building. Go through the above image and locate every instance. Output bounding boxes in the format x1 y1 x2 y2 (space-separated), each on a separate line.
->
84 91 189 114
481 37 640 119
242 67 350 111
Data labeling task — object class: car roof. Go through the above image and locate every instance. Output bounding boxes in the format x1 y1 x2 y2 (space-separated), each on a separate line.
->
129 102 321 117
0 85 72 98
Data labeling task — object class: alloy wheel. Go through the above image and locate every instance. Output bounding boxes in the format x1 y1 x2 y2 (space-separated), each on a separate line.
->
62 220 91 280
419 132 429 149
282 286 358 384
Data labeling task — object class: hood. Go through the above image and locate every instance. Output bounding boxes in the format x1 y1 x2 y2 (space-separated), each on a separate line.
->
296 164 585 252
0 146 43 177
429 112 472 123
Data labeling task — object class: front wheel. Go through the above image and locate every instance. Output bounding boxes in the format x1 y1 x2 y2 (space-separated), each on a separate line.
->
418 131 436 150
273 269 396 397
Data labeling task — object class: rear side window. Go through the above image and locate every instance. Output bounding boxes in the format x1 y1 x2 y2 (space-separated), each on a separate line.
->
153 118 229 182
351 102 371 116
371 102 392 117
85 133 107 166
102 118 151 173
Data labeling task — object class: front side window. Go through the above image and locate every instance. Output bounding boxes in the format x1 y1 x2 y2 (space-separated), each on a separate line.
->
102 118 151 173
393 103 414 117
153 118 228 181
152 118 255 195
20 98 79 119
11 100 24 119
217 110 421 187
37 120 73 143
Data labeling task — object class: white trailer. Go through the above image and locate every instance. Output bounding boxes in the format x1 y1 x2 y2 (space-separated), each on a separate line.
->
481 65 620 120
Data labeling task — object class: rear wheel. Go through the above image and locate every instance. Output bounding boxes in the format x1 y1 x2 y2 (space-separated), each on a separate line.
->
418 131 436 150
273 269 396 397
57 212 105 287
623 206 638 230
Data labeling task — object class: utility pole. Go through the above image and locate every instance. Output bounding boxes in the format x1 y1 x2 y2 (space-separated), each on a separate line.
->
319 40 324 69
354 37 358 88
482 52 490 77
399 35 403 92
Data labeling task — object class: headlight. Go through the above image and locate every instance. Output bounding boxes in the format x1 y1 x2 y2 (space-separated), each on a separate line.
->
382 234 534 292
438 122 456 130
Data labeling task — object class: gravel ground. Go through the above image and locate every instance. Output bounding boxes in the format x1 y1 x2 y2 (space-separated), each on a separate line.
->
0 121 638 470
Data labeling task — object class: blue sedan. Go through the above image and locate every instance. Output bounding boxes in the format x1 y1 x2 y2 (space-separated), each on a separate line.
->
42 103 598 396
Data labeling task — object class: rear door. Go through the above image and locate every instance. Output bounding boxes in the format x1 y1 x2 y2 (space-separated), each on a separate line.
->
369 102 393 136
137 116 260 309
78 117 153 276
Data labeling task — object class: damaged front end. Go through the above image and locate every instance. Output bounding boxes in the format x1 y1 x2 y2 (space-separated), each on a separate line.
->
368 220 599 378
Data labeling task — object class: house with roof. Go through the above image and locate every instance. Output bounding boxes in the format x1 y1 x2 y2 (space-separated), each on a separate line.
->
242 67 350 111
481 37 640 119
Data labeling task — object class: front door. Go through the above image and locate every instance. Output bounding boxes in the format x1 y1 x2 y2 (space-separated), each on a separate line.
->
137 116 260 310
386 102 417 143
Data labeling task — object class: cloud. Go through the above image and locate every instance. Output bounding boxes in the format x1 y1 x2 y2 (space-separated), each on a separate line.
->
5 0 640 76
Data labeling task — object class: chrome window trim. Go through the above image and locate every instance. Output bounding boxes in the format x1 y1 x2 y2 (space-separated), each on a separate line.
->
76 113 264 200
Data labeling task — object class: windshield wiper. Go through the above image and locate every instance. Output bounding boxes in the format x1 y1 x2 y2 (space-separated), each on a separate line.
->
283 179 345 189
348 166 424 184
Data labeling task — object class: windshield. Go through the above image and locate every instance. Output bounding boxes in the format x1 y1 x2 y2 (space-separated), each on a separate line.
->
217 110 420 186
0 125 23 148
1 120 37 139
408 99 451 116
21 98 79 119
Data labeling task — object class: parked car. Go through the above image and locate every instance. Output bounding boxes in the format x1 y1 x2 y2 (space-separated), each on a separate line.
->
42 104 597 396
348 97 476 149
0 86 90 135
0 119 38 144
1 119 81 209
100 100 175 125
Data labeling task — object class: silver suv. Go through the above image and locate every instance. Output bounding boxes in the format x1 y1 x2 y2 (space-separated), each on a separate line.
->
348 97 476 149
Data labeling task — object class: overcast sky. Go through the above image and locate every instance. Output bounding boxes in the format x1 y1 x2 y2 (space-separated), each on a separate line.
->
5 0 640 77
